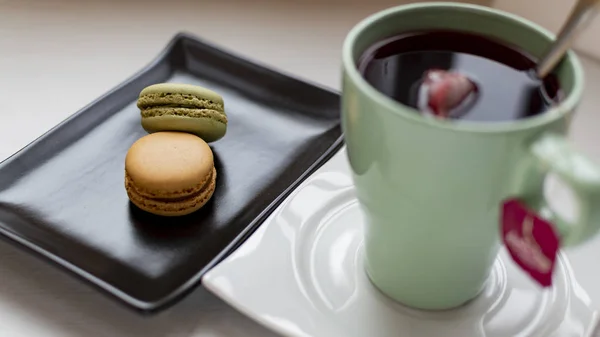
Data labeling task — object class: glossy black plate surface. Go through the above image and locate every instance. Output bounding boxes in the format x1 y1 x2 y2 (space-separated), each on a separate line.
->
0 33 343 313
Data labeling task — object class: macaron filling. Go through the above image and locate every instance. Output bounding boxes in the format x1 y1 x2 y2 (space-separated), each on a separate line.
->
137 93 224 111
126 167 216 214
140 107 228 124
125 163 214 199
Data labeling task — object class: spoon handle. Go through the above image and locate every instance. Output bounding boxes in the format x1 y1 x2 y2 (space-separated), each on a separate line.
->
536 0 600 78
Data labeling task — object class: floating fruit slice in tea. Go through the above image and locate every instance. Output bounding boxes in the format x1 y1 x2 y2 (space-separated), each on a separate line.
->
501 198 560 287
419 69 479 119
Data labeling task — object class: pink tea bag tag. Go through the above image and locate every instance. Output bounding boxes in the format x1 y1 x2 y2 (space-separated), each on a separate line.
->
501 198 561 287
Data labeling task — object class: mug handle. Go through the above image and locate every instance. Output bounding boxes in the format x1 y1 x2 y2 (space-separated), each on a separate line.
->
518 133 600 246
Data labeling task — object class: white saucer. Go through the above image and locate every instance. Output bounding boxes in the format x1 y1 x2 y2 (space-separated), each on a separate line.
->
203 148 599 337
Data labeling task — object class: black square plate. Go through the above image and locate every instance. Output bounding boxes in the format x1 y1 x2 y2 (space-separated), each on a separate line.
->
0 33 343 313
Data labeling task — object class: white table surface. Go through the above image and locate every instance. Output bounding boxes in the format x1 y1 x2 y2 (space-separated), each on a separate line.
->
2 0 600 336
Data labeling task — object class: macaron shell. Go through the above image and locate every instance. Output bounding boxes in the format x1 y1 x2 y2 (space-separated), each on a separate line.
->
142 114 227 143
139 83 224 105
125 132 214 195
126 167 217 217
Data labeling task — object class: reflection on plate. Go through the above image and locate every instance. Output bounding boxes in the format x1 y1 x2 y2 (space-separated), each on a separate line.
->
203 148 599 337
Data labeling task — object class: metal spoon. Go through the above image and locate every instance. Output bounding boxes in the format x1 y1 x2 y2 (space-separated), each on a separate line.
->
536 0 600 78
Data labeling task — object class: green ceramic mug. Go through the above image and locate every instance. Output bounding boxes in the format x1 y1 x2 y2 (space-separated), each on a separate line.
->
341 2 600 310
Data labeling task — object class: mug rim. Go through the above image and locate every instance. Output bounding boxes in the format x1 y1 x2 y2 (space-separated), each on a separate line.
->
341 2 585 134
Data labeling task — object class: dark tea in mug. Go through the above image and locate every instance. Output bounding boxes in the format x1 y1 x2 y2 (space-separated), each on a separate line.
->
357 30 563 121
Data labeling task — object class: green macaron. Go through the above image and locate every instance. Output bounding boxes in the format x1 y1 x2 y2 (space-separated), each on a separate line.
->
137 83 227 142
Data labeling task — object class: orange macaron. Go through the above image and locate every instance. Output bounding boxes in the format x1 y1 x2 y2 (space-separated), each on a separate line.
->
124 132 216 216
